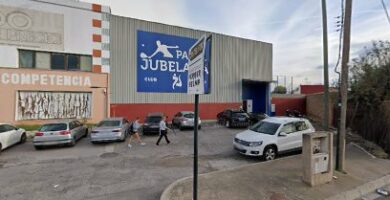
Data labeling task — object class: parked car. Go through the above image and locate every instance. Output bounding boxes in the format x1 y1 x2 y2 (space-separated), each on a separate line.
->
285 109 303 118
172 111 201 130
0 123 26 153
142 113 164 135
33 120 88 149
233 117 315 161
90 118 130 143
247 112 268 125
217 109 250 128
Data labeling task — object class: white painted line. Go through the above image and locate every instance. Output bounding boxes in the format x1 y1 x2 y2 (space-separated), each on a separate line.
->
351 142 376 159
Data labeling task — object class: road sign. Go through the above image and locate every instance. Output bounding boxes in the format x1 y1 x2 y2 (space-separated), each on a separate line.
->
188 35 212 200
137 30 196 93
187 35 210 94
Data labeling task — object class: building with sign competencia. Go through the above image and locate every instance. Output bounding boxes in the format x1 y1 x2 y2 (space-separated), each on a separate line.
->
0 0 272 125
0 0 111 125
109 15 273 121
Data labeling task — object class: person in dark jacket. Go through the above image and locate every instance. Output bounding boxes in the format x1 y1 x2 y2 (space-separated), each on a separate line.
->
156 116 171 145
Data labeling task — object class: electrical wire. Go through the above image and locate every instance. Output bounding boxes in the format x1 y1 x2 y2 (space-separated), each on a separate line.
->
334 0 345 78
381 0 390 26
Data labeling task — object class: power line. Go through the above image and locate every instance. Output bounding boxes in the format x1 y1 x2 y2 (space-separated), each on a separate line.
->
334 0 344 77
381 0 390 26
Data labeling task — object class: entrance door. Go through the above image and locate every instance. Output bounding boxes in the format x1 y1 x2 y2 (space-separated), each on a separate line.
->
242 80 270 115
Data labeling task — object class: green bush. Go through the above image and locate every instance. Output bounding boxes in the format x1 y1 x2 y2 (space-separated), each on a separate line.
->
17 125 41 131
273 86 287 94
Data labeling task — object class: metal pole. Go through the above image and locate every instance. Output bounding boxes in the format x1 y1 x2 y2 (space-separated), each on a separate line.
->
322 0 329 131
193 94 199 200
337 0 353 172
291 76 294 94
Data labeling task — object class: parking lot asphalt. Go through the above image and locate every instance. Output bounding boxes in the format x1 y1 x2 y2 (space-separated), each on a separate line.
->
0 126 272 200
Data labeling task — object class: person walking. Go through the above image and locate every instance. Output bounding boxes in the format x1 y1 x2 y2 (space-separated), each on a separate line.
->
128 117 145 148
156 116 171 145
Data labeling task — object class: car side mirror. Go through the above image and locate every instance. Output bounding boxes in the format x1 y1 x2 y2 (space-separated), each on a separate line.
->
279 132 287 137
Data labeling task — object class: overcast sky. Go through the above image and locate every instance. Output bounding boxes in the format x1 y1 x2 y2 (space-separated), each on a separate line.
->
82 0 390 87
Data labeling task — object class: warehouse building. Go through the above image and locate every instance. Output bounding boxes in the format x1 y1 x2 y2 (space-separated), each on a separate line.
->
0 0 272 125
0 0 111 125
109 15 273 121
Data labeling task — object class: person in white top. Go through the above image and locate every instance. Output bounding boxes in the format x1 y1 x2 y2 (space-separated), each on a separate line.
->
156 116 171 145
128 117 146 148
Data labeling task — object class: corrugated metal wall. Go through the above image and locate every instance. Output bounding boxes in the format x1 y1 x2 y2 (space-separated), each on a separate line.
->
110 15 272 104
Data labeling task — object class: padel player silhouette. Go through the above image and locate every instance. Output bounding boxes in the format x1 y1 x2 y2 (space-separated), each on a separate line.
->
140 40 179 59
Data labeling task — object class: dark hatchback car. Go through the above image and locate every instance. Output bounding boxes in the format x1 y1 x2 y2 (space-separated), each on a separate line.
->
217 109 250 128
247 112 268 125
142 113 164 135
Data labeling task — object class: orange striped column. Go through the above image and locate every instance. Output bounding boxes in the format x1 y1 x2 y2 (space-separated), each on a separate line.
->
91 3 110 73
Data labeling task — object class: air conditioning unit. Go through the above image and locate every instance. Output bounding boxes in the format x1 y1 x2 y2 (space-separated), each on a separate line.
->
313 153 329 174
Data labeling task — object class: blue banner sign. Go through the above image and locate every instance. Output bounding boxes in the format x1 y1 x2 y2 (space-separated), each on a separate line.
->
137 31 197 93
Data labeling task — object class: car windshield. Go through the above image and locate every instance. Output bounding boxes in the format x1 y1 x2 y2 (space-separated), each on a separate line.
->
40 123 67 131
249 121 280 135
183 113 194 118
97 120 121 127
147 116 162 123
232 112 248 118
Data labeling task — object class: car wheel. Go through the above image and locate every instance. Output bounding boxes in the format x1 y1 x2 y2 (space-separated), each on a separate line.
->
119 133 126 142
83 129 88 138
124 129 129 138
34 146 43 150
0 143 2 154
69 138 76 147
263 146 277 161
225 120 230 128
20 133 27 144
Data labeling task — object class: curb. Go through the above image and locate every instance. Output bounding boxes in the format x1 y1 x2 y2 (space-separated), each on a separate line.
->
160 153 390 200
325 174 390 200
160 176 192 200
160 154 302 200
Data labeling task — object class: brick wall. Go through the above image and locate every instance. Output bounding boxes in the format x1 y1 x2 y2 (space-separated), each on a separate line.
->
300 85 325 94
306 92 338 127
271 94 306 116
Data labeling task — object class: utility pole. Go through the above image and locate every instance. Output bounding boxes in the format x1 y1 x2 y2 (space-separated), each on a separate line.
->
291 76 294 94
337 0 353 172
322 0 329 131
